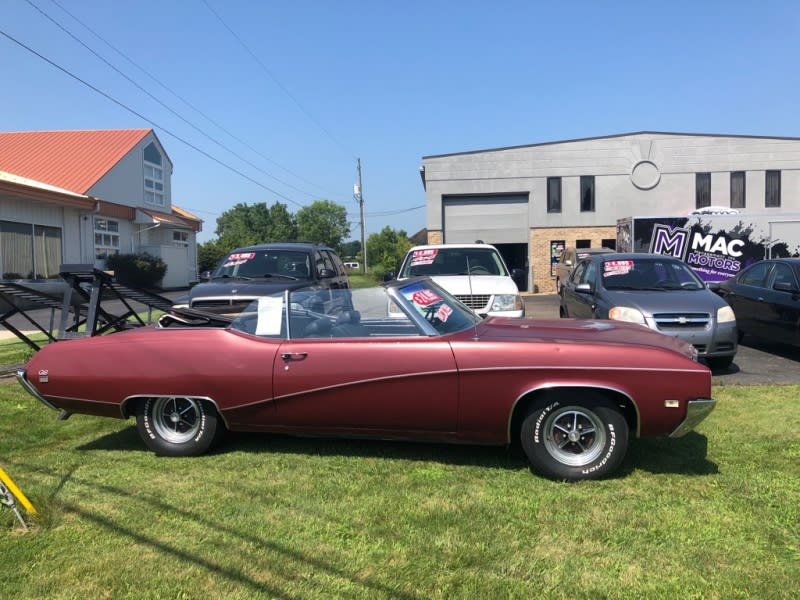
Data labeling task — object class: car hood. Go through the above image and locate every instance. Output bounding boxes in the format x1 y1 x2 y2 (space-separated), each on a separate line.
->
476 317 697 358
188 279 312 299
600 289 727 315
429 275 519 295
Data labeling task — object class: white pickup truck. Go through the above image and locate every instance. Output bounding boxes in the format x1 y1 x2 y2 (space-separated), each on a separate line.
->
394 243 525 317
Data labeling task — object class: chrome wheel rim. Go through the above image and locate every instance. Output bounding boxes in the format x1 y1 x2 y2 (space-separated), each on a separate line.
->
151 397 202 444
543 406 606 467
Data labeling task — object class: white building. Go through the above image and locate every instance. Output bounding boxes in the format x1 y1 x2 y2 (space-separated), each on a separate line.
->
0 128 201 288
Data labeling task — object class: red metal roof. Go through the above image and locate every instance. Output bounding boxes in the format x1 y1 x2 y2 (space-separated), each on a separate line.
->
0 129 151 194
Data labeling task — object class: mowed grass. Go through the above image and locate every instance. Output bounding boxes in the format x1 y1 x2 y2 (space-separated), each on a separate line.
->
1 380 798 599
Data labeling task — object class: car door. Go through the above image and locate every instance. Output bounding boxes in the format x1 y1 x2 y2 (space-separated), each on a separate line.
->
272 336 459 432
759 262 800 345
724 262 773 335
562 260 598 318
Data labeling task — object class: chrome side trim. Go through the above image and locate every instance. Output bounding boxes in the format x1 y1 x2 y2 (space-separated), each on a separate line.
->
668 398 716 438
15 369 58 411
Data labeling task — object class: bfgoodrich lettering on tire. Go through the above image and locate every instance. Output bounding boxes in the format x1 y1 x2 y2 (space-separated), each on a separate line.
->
521 397 628 481
136 396 219 456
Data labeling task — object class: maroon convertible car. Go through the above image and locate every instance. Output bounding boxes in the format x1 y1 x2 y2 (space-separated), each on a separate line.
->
18 278 715 481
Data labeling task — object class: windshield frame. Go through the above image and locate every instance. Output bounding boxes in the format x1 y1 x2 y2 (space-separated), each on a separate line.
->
228 278 482 339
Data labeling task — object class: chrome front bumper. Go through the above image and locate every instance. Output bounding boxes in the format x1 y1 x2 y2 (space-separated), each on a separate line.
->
669 398 716 438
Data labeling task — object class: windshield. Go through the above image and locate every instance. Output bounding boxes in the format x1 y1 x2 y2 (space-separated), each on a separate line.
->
602 258 704 291
213 249 311 279
400 247 509 278
228 281 480 338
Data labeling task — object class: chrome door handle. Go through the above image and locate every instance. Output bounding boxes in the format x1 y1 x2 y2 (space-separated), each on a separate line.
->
281 352 308 361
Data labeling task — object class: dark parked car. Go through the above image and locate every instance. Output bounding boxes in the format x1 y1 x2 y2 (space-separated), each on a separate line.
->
713 258 800 347
18 278 716 481
555 247 614 293
559 253 738 369
174 242 349 315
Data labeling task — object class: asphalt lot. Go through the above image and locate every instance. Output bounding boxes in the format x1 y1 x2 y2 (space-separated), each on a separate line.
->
524 294 800 386
1 291 797 386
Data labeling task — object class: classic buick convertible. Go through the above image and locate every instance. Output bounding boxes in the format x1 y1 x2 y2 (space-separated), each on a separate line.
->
17 278 715 481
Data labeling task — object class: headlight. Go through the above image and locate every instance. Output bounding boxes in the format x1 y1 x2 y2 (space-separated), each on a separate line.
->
608 306 646 325
717 305 736 323
492 294 523 312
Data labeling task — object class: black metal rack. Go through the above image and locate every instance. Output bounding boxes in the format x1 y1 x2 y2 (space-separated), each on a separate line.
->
0 265 176 350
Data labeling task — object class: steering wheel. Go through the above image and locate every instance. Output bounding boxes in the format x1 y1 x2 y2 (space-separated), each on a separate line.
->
469 265 490 275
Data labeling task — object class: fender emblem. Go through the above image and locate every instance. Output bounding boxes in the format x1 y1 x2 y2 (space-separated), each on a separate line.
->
38 369 49 383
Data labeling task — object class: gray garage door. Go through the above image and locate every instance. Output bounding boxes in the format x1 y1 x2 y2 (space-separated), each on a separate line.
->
443 194 529 244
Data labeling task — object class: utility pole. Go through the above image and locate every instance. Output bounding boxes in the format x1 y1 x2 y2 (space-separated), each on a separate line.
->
354 158 367 273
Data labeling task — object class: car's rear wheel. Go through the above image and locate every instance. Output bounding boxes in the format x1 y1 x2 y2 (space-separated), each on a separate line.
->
136 396 219 456
521 398 628 480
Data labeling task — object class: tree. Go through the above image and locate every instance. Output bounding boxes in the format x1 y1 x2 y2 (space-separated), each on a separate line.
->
197 239 227 273
340 240 362 260
214 202 297 250
366 226 413 277
296 200 350 249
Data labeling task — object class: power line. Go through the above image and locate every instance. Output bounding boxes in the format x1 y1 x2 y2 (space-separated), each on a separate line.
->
23 0 338 204
46 0 344 201
0 26 308 207
202 0 356 161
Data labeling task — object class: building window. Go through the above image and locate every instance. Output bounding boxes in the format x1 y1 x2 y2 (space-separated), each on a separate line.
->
95 217 120 260
695 173 711 209
580 176 595 212
0 221 63 279
547 177 562 213
766 170 781 207
730 171 746 209
144 142 165 207
601 238 616 250
173 230 189 246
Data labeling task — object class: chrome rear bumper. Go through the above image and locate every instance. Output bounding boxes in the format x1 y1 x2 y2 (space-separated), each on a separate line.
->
15 369 57 411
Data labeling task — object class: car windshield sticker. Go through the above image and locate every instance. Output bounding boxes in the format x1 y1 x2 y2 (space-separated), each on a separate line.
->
604 260 634 277
409 248 438 266
254 296 283 336
224 252 256 268
412 289 442 306
436 304 453 322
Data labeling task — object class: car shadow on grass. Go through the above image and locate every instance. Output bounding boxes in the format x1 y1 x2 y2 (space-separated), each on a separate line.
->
622 432 718 476
79 426 718 477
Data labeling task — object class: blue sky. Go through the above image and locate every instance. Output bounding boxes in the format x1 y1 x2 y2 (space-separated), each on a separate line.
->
2 0 799 244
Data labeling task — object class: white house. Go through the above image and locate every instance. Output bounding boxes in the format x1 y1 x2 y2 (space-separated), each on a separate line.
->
0 128 202 288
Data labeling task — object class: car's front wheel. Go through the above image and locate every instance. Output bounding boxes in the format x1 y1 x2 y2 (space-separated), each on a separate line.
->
521 398 628 480
706 356 734 370
136 396 219 456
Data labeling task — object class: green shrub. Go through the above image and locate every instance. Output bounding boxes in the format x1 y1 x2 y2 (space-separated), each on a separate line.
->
105 253 167 289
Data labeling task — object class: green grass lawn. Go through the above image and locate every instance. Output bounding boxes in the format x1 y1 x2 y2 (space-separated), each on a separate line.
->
1 380 798 599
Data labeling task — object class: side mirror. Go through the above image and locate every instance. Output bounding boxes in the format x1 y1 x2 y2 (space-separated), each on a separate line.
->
383 272 396 282
564 259 573 267
199 270 212 282
318 268 335 279
575 283 593 294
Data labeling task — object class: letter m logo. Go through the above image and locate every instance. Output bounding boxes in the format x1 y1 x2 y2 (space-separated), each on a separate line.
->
649 225 690 260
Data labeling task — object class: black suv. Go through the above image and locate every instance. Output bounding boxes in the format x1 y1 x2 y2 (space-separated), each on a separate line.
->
174 242 349 315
